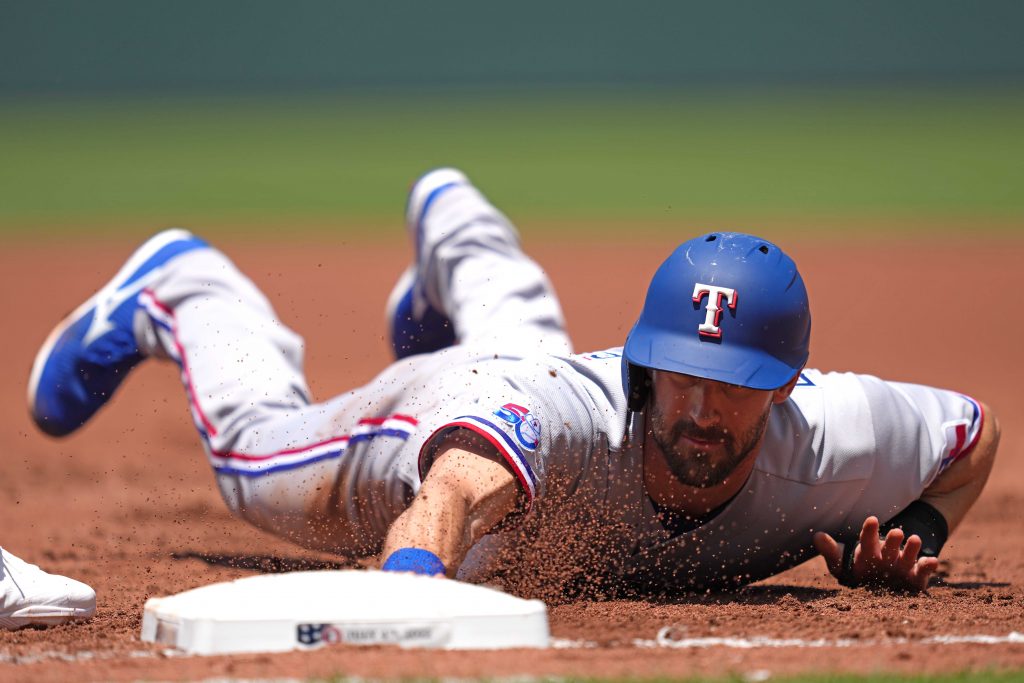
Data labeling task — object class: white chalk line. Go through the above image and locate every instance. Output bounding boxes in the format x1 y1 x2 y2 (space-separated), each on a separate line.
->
3 632 1023 664
554 631 1024 650
0 647 176 665
632 628 1024 650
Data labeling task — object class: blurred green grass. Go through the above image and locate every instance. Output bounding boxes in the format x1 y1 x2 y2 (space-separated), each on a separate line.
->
1 89 1022 237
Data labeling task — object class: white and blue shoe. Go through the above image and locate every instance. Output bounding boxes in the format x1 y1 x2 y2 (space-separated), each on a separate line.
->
386 168 469 359
0 546 96 629
28 229 208 437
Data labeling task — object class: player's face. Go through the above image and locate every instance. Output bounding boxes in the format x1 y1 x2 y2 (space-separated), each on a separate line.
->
647 371 775 488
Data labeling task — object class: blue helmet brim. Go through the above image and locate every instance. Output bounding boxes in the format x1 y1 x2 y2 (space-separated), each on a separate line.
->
623 320 802 391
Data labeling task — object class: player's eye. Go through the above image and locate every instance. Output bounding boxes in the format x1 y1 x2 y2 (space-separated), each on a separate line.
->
719 382 761 400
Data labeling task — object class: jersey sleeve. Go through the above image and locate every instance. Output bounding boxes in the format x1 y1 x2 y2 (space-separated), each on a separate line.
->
857 376 984 518
412 354 614 515
416 389 552 508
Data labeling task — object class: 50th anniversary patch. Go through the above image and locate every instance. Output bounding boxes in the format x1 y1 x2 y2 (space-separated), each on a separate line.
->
493 403 541 451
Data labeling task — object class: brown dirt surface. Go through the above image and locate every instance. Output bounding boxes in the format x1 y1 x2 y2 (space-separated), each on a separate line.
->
1 231 1023 681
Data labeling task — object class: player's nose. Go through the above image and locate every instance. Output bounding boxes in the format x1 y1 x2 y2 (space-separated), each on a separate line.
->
684 382 720 426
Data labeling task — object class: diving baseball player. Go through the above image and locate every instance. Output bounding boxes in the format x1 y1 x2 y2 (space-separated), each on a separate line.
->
28 169 999 594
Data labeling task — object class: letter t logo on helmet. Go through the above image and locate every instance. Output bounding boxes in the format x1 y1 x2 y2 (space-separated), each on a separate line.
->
692 284 737 339
622 232 811 399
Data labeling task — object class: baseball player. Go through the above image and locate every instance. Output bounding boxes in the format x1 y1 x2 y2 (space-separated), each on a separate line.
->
28 169 999 594
0 545 96 629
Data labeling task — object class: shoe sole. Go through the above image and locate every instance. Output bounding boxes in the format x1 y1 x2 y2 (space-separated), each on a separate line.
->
0 605 96 629
26 228 198 414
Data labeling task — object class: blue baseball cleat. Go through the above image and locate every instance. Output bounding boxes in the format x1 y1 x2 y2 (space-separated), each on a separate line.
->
386 168 468 359
28 229 209 437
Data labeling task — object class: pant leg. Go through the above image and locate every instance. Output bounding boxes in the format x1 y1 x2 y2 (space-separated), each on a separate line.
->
416 183 573 356
136 247 411 555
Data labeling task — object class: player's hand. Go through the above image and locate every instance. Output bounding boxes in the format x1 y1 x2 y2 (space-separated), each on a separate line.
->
813 516 939 592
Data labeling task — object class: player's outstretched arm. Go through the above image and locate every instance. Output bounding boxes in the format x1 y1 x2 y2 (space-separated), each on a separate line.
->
814 401 1000 592
379 430 520 578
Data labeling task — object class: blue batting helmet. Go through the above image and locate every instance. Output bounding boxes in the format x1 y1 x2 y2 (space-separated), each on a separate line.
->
623 232 810 403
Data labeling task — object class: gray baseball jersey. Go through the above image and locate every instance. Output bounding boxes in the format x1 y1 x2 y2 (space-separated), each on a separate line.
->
410 348 983 591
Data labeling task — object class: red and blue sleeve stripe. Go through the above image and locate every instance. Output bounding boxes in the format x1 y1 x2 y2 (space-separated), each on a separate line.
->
940 395 984 473
418 415 538 503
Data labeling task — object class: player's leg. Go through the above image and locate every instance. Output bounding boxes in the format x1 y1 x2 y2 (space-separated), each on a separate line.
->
139 243 427 553
29 229 210 437
28 231 409 555
0 545 95 629
388 168 572 358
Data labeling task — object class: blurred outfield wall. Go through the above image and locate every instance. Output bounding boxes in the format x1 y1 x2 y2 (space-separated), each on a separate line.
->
2 0 1023 94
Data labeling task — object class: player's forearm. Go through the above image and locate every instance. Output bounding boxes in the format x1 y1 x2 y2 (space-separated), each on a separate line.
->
382 481 473 577
380 443 520 577
920 472 989 533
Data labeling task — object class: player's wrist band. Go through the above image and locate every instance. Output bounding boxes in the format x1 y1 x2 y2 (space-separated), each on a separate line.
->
381 548 446 576
838 500 949 587
838 542 860 587
879 500 949 557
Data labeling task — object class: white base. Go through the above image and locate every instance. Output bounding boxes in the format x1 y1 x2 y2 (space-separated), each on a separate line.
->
140 570 549 655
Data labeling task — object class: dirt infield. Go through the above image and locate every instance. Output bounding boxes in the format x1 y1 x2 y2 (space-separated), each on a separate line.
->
1 233 1022 681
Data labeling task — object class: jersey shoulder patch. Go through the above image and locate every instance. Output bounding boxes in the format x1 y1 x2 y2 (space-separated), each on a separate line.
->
492 403 542 452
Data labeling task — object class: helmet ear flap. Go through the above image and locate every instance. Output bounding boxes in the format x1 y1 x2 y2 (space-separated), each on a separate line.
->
627 363 651 412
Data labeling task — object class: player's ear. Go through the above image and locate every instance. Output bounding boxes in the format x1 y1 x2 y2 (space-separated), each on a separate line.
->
771 367 804 404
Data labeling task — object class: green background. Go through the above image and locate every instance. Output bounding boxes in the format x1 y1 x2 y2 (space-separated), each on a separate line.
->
2 91 1021 236
1 1 1022 237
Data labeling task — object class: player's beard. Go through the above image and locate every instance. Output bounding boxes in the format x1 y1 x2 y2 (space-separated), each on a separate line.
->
648 402 770 488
